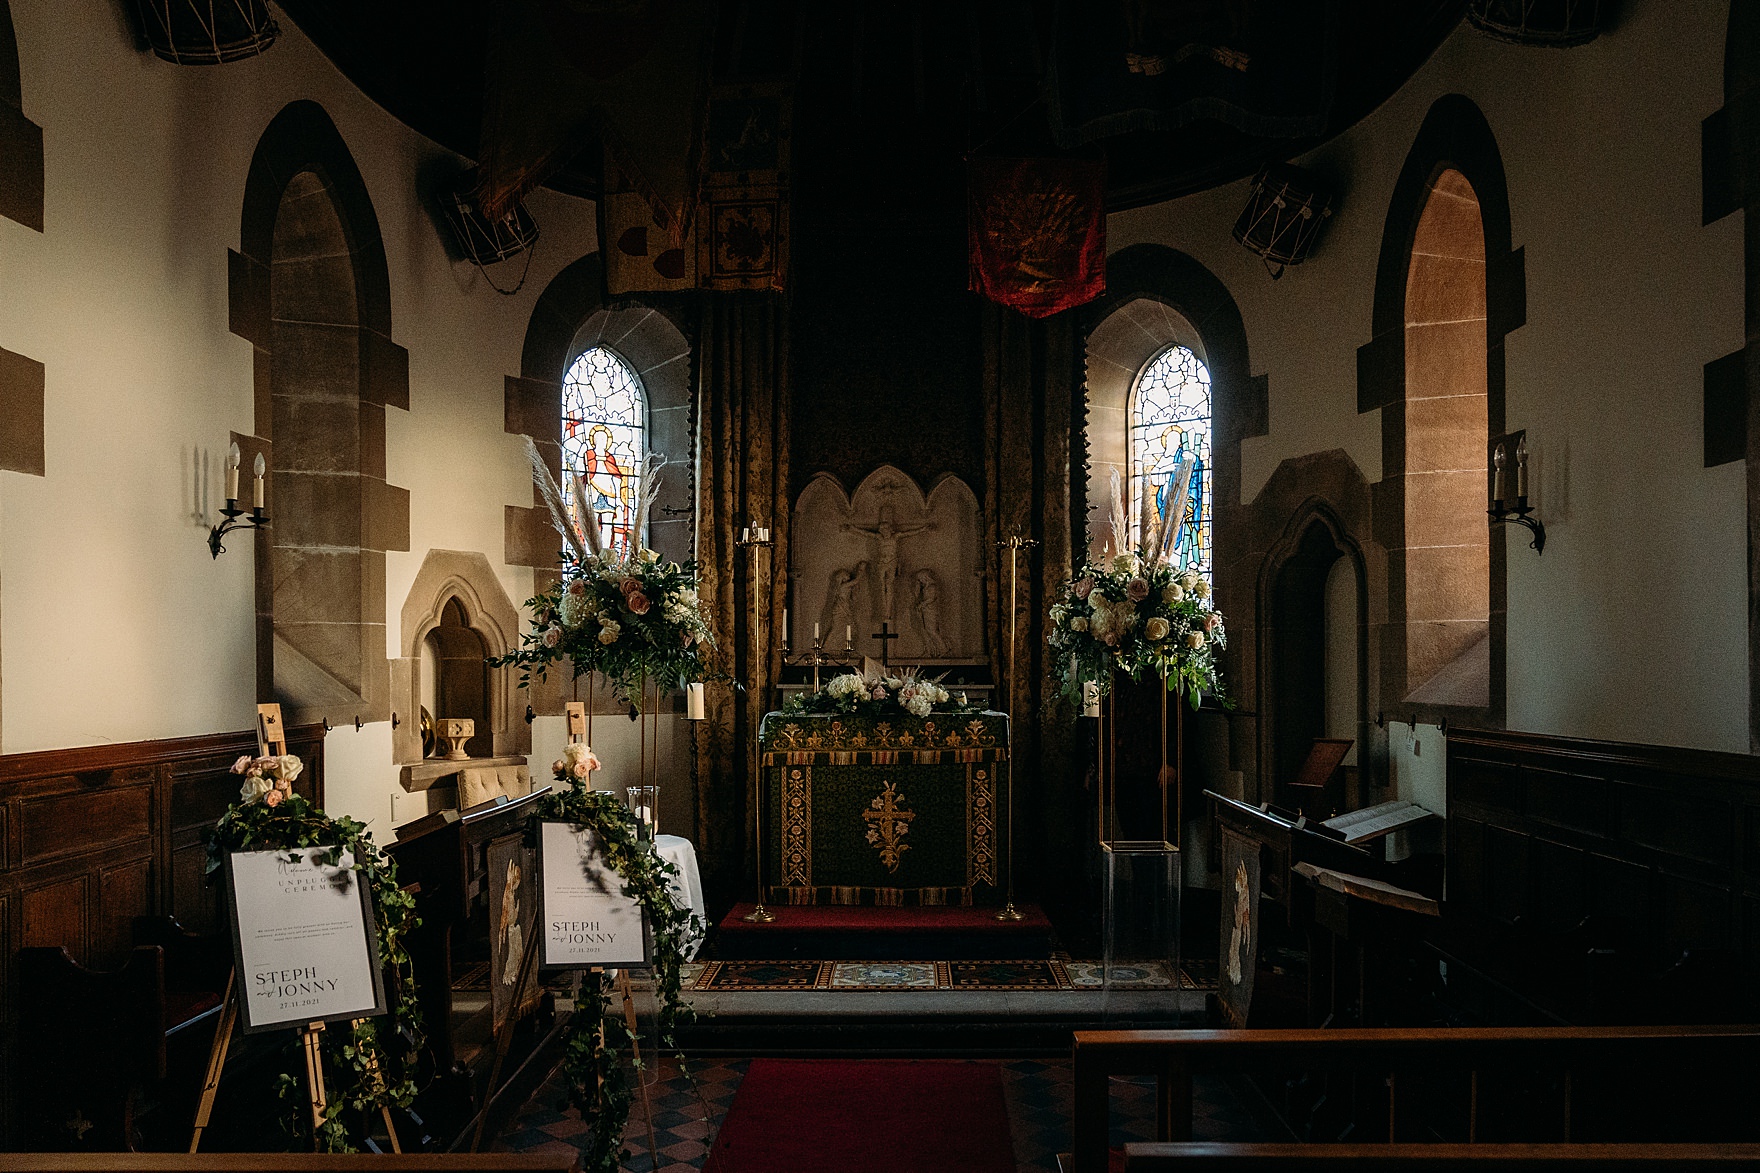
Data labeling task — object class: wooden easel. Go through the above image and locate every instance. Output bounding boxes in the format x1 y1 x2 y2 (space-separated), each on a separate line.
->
189 704 401 1153
468 895 659 1161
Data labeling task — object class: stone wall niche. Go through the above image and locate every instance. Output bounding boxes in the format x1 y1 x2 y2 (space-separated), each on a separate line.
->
396 550 528 773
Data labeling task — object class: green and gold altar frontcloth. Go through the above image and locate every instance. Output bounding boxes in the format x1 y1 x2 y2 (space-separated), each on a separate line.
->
759 711 1010 906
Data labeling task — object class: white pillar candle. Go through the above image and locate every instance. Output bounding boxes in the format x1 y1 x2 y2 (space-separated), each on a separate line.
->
845 624 852 646
252 452 266 510
782 608 790 644
686 682 706 720
814 621 820 642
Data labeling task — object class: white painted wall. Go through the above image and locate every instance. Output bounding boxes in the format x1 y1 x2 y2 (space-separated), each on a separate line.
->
1112 1 1747 754
0 2 690 836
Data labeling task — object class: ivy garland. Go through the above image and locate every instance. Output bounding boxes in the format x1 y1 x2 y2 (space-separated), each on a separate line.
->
204 792 425 1153
528 785 700 1173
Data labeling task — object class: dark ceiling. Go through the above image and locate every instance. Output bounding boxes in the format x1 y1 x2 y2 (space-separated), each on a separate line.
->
279 0 1465 213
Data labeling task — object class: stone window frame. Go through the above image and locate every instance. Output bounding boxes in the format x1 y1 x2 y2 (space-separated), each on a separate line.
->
228 100 410 723
1357 93 1525 731
505 254 696 718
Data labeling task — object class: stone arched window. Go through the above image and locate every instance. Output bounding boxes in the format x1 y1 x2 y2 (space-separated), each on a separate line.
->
1083 297 1210 562
1358 94 1524 723
561 345 648 557
1129 342 1213 582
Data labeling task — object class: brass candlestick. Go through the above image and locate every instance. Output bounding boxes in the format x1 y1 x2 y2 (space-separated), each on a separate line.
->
995 531 1038 922
736 524 776 924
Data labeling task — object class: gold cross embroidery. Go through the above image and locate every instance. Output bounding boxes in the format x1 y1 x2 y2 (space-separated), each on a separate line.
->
863 780 915 873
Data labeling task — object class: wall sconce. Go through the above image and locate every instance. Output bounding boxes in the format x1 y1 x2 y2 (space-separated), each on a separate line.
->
209 442 270 558
1488 431 1545 554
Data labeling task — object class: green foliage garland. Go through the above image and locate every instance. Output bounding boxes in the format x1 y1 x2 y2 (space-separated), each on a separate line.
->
204 792 424 1153
528 785 700 1173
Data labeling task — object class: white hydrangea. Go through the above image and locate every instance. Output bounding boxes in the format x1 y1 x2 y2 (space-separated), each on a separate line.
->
826 673 867 701
559 591 595 629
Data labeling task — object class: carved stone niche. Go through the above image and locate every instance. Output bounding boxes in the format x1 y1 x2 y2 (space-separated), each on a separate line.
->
394 550 530 784
790 466 986 665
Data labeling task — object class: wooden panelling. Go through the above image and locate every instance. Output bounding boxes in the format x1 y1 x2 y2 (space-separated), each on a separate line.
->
22 876 88 960
1446 728 1760 1021
19 785 151 866
0 724 326 1143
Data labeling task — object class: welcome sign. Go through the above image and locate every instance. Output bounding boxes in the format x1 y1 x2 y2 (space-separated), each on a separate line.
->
227 848 387 1032
540 822 649 968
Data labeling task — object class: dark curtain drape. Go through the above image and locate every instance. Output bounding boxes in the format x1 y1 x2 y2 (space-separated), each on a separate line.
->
692 293 791 903
980 303 1085 900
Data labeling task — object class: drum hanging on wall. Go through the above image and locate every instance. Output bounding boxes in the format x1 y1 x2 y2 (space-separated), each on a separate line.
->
132 0 277 65
1467 0 1605 48
1232 164 1333 280
441 186 541 267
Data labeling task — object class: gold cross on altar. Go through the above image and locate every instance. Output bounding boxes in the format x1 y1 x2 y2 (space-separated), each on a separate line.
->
863 781 915 873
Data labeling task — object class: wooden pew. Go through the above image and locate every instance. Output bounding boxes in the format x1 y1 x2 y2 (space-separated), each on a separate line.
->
1119 1143 1760 1172
5 1157 579 1172
1069 1026 1760 1173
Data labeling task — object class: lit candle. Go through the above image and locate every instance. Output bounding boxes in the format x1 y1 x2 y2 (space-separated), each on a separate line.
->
225 442 241 503
686 682 705 720
1515 435 1528 501
252 452 266 510
1491 443 1506 506
813 621 820 643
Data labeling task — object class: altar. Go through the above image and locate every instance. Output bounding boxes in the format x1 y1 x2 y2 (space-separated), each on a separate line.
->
759 711 1009 906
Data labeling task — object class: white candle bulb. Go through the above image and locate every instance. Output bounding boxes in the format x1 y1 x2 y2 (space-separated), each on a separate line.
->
252 452 267 510
814 621 820 642
1515 435 1529 500
225 442 241 503
1492 443 1506 506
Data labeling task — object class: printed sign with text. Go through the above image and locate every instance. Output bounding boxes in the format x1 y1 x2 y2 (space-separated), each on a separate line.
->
540 822 649 968
227 848 386 1032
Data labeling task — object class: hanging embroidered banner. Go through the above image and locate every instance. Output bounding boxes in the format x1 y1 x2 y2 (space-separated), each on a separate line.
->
967 157 1106 318
696 84 792 291
603 153 697 295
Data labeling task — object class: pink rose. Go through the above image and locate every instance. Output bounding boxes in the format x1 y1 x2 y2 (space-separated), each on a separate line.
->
542 624 563 647
231 755 254 775
870 685 888 701
566 578 587 596
263 789 283 808
1126 577 1150 601
552 759 567 775
571 761 591 779
681 629 695 646
621 576 643 597
627 591 651 615
1203 613 1219 633
1074 576 1094 600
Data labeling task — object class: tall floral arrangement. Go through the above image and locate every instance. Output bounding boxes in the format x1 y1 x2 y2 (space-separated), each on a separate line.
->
494 439 717 708
1049 468 1228 707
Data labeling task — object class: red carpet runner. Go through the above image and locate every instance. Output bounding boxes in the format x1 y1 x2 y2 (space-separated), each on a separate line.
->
705 1058 1016 1173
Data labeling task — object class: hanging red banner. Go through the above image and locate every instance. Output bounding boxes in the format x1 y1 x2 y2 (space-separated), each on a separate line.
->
967 157 1106 318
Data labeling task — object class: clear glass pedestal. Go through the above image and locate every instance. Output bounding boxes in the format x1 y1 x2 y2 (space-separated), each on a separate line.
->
1102 840 1184 1024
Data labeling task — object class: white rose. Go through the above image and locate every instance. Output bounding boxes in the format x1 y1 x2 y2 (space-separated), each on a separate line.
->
276 755 303 782
1112 553 1139 575
1145 617 1170 642
238 773 274 803
640 548 660 563
1193 578 1211 600
1162 583 1185 604
1069 616 1089 632
1185 630 1206 649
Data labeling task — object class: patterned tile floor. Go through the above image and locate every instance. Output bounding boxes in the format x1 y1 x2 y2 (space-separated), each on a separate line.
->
495 1054 1262 1171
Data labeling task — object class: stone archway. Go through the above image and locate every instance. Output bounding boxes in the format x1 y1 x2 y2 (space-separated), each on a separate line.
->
395 550 526 765
230 100 410 726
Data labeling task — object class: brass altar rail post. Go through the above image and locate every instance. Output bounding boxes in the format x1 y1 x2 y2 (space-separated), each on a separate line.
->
737 524 776 923
995 531 1036 922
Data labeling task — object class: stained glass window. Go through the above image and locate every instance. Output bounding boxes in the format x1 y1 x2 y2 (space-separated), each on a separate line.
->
1130 343 1212 584
561 346 647 558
